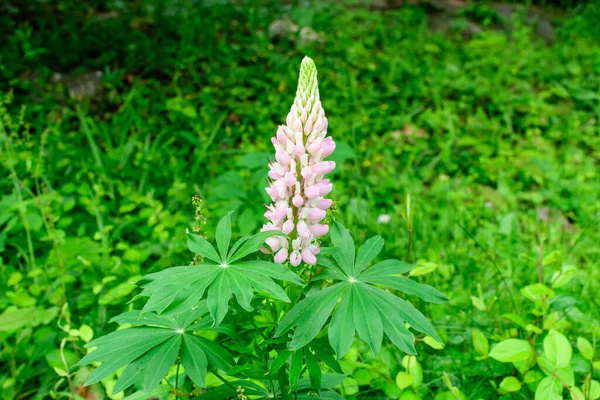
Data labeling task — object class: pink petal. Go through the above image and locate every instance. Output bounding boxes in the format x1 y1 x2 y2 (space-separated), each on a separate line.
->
274 248 288 264
290 251 302 266
301 248 317 265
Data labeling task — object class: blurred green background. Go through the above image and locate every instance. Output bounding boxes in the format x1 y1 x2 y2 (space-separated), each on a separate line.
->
1 0 599 399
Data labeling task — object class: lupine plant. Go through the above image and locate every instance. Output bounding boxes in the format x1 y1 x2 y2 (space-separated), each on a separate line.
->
76 57 448 399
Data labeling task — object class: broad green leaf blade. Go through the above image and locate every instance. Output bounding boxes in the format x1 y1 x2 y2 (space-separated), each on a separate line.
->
137 265 220 298
543 330 572 369
233 260 305 286
328 289 355 359
361 275 448 304
311 344 344 374
289 349 303 392
364 284 443 344
242 270 290 302
207 271 230 326
315 255 347 281
110 311 176 329
381 316 416 355
297 373 346 391
81 328 174 385
162 278 217 317
366 290 416 355
489 339 533 362
227 236 251 260
112 343 159 394
330 222 355 274
143 335 181 393
227 270 254 311
215 213 232 261
187 232 221 263
276 291 323 338
182 334 209 388
287 284 348 350
228 230 286 263
141 284 179 315
305 348 322 394
178 301 210 329
535 376 562 400
267 349 292 375
577 337 594 360
195 380 270 399
80 327 172 362
353 236 384 276
359 259 414 280
189 335 235 372
352 285 383 356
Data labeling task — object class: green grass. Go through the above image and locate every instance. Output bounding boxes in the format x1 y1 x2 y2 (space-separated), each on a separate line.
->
1 1 599 399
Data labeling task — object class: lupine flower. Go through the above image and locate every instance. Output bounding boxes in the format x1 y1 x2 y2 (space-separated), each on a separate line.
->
261 56 336 266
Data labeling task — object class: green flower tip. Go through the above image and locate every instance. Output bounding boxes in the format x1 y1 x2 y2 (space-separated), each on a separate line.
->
298 56 318 96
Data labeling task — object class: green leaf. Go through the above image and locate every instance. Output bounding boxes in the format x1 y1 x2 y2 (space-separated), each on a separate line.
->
499 376 521 393
289 349 303 392
190 336 234 372
360 275 448 304
207 272 230 325
366 289 416 355
588 380 600 400
215 213 232 261
181 334 208 388
408 262 437 277
289 284 348 350
359 259 414 280
187 233 221 263
353 236 384 275
396 371 413 390
110 311 176 329
227 236 251 259
80 328 173 385
305 348 322 394
297 373 346 391
330 222 355 274
521 283 555 302
577 337 594 360
228 230 286 263
143 335 181 393
328 288 355 359
352 285 383 356
311 344 344 374
365 284 442 343
544 330 572 368
240 269 290 302
234 260 305 286
112 343 157 394
423 336 444 350
489 339 532 363
267 349 292 375
226 271 254 312
535 377 562 400
471 296 487 311
275 283 343 339
472 328 489 357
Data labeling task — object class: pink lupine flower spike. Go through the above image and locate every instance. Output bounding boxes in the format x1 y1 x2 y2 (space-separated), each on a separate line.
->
261 56 336 266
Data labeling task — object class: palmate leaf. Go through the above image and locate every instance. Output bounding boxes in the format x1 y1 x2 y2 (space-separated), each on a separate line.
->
136 213 303 325
276 221 448 358
77 308 234 395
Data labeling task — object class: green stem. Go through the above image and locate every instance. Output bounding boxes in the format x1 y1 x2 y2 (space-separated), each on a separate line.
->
175 362 180 400
277 363 288 399
210 367 236 391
